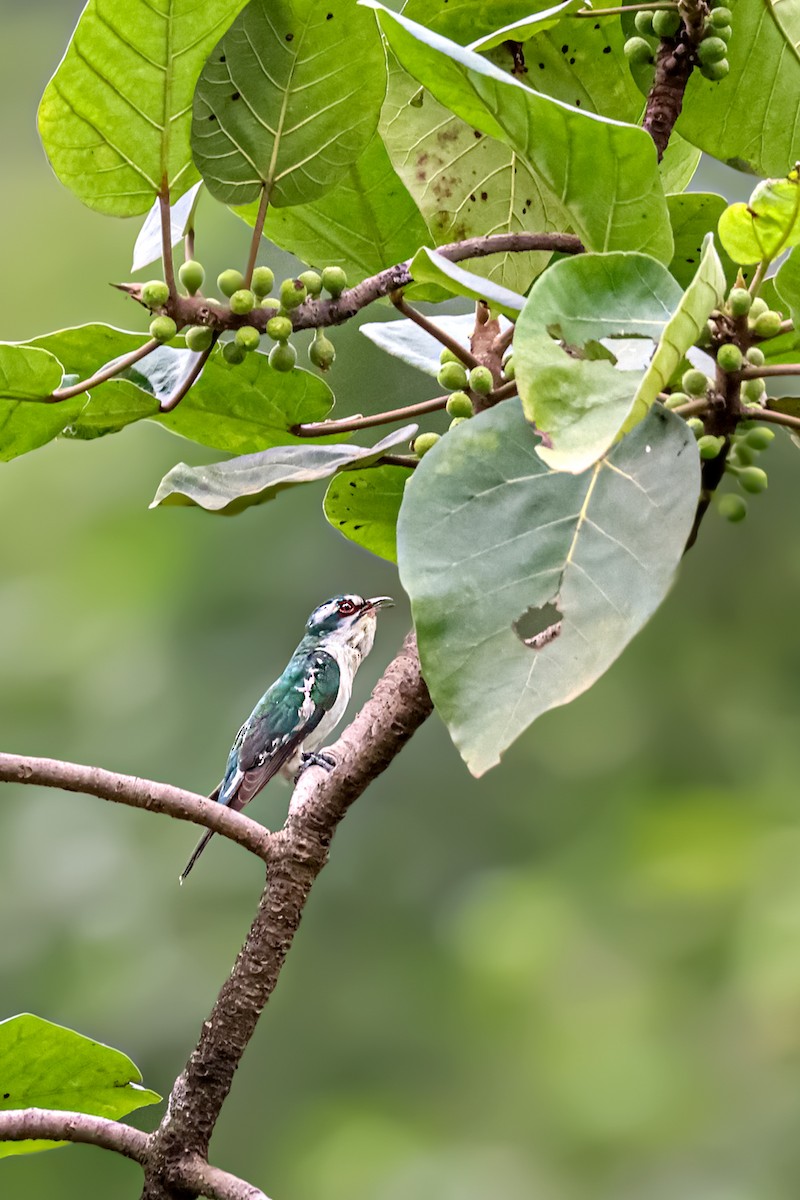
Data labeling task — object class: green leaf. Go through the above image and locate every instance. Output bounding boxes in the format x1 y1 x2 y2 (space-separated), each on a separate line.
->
152 425 416 513
380 58 555 295
0 1014 160 1157
324 464 412 561
468 0 583 53
397 401 699 775
236 135 430 282
514 252 683 472
631 234 726 425
718 172 800 266
360 313 476 377
38 0 245 217
191 0 386 208
667 193 736 289
0 345 84 461
410 248 525 318
367 4 671 261
401 0 561 43
776 246 800 330
676 0 800 177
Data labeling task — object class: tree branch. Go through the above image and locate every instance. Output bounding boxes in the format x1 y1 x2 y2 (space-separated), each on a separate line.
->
140 632 432 1198
391 293 480 369
0 1109 147 1162
293 393 449 437
0 753 272 865
48 339 159 403
160 336 219 413
642 28 696 161
177 1156 271 1200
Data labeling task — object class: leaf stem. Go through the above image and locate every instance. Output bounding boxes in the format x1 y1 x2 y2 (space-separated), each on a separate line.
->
748 260 768 296
159 187 177 297
391 294 480 369
738 363 800 379
243 186 270 289
749 406 800 433
573 2 678 14
159 336 219 413
293 393 450 437
48 339 160 403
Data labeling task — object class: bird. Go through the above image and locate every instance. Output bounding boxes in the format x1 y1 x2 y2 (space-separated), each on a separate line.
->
180 593 394 882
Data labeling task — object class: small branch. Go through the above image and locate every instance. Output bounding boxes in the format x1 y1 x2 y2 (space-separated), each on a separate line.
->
159 187 177 297
374 453 418 469
293 393 449 437
738 363 800 379
754 406 800 433
574 2 678 13
140 633 432 1196
391 294 479 368
492 324 515 357
0 753 272 863
177 1156 271 1200
748 260 769 296
671 397 710 418
160 336 219 413
243 186 270 289
0 1109 147 1163
47 339 159 403
489 380 518 403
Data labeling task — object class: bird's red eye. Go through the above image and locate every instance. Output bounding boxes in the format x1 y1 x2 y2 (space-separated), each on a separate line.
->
338 599 356 615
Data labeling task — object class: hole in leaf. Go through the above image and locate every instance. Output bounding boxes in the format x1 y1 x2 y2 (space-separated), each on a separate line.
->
513 600 563 650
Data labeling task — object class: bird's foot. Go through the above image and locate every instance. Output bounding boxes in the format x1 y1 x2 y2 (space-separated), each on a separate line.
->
295 750 337 781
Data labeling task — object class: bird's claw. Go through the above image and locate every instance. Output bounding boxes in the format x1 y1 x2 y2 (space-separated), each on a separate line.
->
295 750 337 781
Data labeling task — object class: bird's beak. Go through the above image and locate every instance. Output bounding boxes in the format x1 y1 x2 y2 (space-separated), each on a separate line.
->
364 596 394 612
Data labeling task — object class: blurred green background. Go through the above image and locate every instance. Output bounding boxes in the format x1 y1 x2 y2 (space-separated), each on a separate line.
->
4 7 800 1200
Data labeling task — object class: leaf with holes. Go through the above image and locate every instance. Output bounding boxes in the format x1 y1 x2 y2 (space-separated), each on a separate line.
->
324 464 412 561
191 0 386 208
676 0 800 178
369 3 671 260
152 425 416 513
410 248 525 318
0 1014 160 1157
397 401 699 775
667 193 735 289
514 252 683 473
236 135 430 281
38 1 245 217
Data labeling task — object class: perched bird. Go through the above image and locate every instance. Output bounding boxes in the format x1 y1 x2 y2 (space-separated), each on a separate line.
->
180 593 393 881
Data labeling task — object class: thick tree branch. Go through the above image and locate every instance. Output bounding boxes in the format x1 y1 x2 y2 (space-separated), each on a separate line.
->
140 632 432 1198
0 1109 148 1162
0 753 271 864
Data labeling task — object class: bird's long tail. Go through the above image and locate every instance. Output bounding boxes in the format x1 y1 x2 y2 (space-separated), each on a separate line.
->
179 784 221 884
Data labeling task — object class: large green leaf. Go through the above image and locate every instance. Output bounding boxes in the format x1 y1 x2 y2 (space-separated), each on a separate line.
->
667 193 735 289
514 252 683 472
191 0 386 207
676 0 800 177
402 0 561 43
38 0 245 217
324 463 412 561
397 401 699 775
152 425 416 513
410 248 525 317
0 1014 160 1157
367 4 671 261
776 245 800 330
236 135 430 281
380 58 556 294
25 327 334 452
0 345 85 462
718 172 800 266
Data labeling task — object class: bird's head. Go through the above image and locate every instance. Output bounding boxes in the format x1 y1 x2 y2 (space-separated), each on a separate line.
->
305 594 394 656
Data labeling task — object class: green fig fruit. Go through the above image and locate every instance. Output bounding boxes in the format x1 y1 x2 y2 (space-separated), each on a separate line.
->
697 434 725 460
634 10 654 34
744 426 775 450
652 9 681 37
468 365 494 395
269 340 297 372
235 326 260 352
749 297 769 319
449 417 469 430
142 279 170 308
229 289 256 315
698 36 727 62
682 368 709 397
261 297 281 312
439 347 463 366
179 260 205 295
321 265 348 297
217 268 245 298
686 417 705 437
149 315 177 342
624 36 654 64
727 287 752 317
745 346 765 366
737 466 768 493
279 278 307 310
267 315 293 342
308 328 335 371
503 355 515 379
710 6 732 25
752 310 782 338
298 270 323 297
700 58 729 80
742 377 765 403
222 341 246 365
251 266 275 297
718 493 747 522
730 440 755 466
437 361 469 391
664 391 689 409
413 432 441 457
184 325 213 353
446 391 473 418
716 343 743 371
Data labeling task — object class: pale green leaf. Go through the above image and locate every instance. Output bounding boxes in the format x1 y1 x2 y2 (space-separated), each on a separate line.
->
0 346 64 402
360 313 476 377
152 425 416 513
409 248 525 318
514 252 683 472
397 401 699 775
324 464 411 561
0 345 84 462
667 192 736 288
367 4 671 261
38 0 245 217
468 0 582 53
0 1014 160 1158
192 0 386 207
776 245 800 329
718 173 800 266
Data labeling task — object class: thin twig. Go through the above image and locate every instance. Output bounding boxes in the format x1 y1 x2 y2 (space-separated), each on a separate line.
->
293 393 449 437
492 324 515 357
489 380 518 402
391 294 479 368
159 188 177 298
749 260 768 296
0 753 272 863
671 397 710 418
754 406 800 433
243 185 270 289
738 363 800 379
48 339 159 403
160 336 219 413
573 2 678 14
0 1109 147 1163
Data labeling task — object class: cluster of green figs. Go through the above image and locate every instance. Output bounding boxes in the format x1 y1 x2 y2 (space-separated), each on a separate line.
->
412 348 511 457
624 1 734 82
